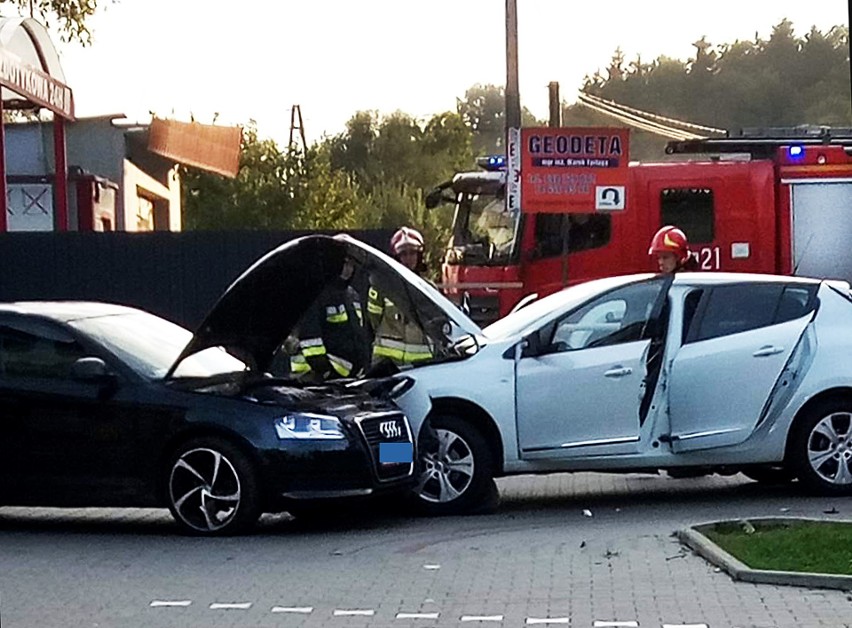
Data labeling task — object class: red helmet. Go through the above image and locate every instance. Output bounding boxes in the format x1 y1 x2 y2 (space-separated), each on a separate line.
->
390 227 424 254
649 225 689 262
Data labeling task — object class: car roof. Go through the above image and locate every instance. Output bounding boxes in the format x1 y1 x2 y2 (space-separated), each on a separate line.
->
672 272 822 287
0 301 143 322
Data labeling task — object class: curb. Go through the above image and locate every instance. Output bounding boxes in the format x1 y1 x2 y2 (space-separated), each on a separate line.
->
677 517 852 591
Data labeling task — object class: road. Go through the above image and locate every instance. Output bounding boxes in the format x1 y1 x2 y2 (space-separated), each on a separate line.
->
1 472 851 628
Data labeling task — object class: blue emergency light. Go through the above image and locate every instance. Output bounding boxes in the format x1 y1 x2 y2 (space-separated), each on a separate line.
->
477 155 507 171
788 145 805 159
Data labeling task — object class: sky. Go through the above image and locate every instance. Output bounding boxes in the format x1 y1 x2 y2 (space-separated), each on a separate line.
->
41 0 851 146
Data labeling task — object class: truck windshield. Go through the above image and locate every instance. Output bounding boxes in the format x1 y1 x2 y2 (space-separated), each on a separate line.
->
449 192 520 265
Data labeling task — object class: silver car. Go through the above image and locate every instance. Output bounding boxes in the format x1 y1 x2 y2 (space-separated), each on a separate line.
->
393 271 852 515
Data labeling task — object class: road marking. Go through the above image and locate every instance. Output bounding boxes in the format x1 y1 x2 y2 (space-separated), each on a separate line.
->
461 615 504 622
423 564 441 570
334 609 376 616
526 618 570 625
210 602 252 610
271 606 314 614
149 600 191 607
663 625 708 628
396 612 440 619
594 622 639 627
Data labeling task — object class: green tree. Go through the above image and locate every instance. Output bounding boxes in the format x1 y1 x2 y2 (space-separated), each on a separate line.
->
181 122 301 230
579 19 850 152
1 0 113 44
457 83 540 156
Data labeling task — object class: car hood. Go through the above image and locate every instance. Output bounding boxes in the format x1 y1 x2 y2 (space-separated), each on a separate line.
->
167 234 482 376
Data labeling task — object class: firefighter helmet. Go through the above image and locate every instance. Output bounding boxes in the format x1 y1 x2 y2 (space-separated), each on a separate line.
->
390 227 425 254
649 225 689 262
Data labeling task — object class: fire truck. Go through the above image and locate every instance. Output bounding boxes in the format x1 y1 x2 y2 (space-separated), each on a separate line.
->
426 127 852 325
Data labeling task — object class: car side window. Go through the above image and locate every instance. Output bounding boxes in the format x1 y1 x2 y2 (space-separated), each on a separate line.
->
551 280 666 351
686 284 809 343
0 320 87 379
682 289 704 343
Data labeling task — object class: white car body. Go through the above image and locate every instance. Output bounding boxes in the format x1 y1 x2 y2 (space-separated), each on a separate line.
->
393 271 852 511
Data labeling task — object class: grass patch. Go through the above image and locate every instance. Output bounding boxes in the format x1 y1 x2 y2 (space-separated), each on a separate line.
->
703 520 852 575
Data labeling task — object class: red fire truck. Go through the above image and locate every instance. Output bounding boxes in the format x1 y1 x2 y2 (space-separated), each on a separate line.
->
426 127 852 325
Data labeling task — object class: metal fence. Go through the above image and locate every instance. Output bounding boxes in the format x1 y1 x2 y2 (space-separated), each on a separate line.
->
0 230 393 328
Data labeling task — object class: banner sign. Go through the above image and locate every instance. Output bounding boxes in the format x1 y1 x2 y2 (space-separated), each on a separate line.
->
505 127 521 214
520 127 629 213
0 48 74 119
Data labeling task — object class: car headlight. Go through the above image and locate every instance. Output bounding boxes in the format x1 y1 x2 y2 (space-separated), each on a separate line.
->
274 413 346 440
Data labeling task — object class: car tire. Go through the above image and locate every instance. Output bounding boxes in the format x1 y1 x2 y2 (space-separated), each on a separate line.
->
790 399 852 496
166 437 262 536
413 415 498 516
741 465 794 485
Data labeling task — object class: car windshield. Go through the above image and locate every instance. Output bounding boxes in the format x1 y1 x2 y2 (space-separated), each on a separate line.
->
68 312 247 380
483 275 655 340
449 192 521 264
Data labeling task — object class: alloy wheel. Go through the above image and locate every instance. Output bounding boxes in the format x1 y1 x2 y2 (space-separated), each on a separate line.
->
416 428 475 504
169 447 242 533
807 412 852 486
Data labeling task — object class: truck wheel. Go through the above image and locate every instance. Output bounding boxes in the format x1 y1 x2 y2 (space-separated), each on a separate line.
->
166 437 261 536
790 400 852 496
413 416 498 516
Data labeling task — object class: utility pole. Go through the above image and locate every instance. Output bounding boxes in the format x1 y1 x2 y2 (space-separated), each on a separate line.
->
505 0 521 131
288 105 307 153
548 82 561 127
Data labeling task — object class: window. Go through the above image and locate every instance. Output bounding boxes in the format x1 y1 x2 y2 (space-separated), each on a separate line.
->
660 188 714 243
551 280 666 351
0 320 87 379
534 213 611 258
687 283 815 343
682 289 704 343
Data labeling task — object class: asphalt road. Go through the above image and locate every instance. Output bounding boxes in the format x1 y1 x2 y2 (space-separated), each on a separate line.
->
1 472 851 628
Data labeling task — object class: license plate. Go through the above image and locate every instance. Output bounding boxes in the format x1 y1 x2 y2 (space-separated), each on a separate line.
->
379 442 413 464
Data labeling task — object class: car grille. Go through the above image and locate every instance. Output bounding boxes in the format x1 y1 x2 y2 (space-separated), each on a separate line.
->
355 411 414 482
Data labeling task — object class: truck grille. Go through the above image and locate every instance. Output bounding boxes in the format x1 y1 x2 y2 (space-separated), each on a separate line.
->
467 294 500 326
355 412 414 481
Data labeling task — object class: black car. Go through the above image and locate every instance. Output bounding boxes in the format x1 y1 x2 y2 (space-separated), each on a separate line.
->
0 238 428 535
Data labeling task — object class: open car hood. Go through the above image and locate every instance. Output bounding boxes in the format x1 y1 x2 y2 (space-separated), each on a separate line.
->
166 234 482 377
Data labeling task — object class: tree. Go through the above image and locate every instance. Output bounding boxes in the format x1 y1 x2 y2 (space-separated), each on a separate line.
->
457 84 540 156
181 122 302 230
580 20 850 145
0 0 113 44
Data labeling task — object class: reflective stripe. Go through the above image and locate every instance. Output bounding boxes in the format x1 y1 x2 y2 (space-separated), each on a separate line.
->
327 312 348 323
328 354 353 377
375 338 432 354
299 338 324 348
290 355 311 373
373 337 433 363
367 302 383 315
302 345 327 357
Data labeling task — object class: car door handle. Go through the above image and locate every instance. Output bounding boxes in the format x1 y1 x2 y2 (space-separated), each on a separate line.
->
753 345 784 358
604 366 633 378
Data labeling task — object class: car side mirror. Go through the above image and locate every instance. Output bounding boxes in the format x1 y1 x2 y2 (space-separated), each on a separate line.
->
71 357 115 385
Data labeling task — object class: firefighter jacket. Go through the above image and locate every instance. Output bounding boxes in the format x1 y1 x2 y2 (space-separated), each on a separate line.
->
292 280 370 379
367 284 433 366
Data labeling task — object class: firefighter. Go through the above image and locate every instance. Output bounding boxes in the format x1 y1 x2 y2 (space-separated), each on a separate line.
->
367 227 433 366
292 255 370 380
649 225 699 274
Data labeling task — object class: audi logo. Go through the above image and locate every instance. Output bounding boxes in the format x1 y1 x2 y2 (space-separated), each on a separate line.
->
379 420 402 439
